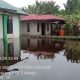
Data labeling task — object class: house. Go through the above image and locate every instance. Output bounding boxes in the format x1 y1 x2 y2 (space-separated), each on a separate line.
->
0 0 26 39
20 14 65 36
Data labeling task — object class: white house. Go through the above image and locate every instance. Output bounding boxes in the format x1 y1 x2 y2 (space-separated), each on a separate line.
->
0 0 26 39
20 14 65 36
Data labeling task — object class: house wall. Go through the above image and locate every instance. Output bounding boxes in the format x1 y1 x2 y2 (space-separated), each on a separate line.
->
45 23 51 35
8 39 20 57
0 39 20 60
20 21 28 35
7 14 20 39
0 14 3 39
0 39 3 57
20 21 51 36
0 14 20 39
20 21 41 35
29 21 41 35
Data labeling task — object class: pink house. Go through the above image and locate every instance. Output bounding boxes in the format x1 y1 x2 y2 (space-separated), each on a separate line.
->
20 14 65 36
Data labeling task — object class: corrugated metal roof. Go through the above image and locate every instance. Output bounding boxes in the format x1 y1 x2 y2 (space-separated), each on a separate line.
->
20 14 65 21
0 0 27 15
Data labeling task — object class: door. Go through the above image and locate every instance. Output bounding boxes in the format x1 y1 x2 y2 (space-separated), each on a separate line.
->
41 23 45 35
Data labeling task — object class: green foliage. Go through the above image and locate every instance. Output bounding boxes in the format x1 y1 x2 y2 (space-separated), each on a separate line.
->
21 0 80 36
62 14 80 36
21 1 60 15
21 0 80 16
64 41 80 63
64 0 80 14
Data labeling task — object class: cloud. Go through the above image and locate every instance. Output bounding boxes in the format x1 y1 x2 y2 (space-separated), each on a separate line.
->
4 0 67 9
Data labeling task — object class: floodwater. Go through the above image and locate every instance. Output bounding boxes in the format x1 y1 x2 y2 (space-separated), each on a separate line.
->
0 37 80 80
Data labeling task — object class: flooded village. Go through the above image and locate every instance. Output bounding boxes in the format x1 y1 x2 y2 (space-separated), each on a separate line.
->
0 0 80 80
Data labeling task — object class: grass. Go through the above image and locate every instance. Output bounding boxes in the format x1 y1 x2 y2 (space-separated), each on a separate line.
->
21 35 80 40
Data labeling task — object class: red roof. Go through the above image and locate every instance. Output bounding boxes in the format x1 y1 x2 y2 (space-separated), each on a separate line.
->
20 14 65 21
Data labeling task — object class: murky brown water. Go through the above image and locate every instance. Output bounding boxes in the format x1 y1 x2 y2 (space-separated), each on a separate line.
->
0 38 80 80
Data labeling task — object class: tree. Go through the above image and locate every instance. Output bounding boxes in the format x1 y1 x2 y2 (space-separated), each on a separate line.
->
21 1 60 15
64 0 80 14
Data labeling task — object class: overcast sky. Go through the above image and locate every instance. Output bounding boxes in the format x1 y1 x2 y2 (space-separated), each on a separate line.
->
4 0 67 9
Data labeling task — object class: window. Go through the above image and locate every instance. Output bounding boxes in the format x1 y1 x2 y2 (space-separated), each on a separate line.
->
37 23 39 32
27 23 30 32
47 23 49 31
7 16 13 34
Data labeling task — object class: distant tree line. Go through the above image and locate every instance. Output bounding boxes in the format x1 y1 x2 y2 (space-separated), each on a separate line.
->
21 1 59 15
21 0 80 36
21 0 80 15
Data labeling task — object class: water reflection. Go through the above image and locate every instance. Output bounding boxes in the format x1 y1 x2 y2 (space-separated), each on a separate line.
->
20 38 65 59
0 38 80 80
0 39 20 75
8 43 14 57
64 41 80 63
21 38 80 63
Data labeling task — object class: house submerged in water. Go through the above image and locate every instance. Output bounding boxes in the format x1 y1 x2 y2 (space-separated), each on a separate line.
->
0 0 26 39
20 14 65 36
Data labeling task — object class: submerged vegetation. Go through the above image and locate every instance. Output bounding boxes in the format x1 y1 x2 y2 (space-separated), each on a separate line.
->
21 0 80 36
64 41 80 63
